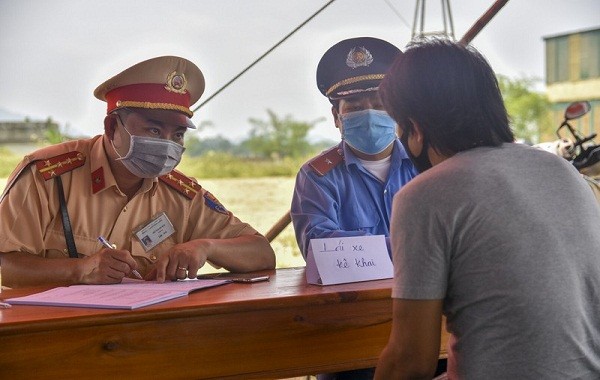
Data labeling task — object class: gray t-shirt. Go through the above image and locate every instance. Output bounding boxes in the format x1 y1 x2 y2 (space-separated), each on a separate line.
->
391 143 600 379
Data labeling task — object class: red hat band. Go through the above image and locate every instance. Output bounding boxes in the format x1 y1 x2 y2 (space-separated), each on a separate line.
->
105 83 192 117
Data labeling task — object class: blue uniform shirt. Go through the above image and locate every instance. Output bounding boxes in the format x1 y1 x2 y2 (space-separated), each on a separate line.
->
291 140 417 258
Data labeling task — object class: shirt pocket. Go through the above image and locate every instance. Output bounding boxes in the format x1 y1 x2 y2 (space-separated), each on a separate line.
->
44 229 100 258
340 204 380 232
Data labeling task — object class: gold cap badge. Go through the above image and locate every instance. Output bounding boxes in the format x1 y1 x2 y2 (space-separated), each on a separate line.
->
165 71 188 94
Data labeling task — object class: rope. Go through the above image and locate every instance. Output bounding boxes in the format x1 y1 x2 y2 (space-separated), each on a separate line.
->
193 0 337 111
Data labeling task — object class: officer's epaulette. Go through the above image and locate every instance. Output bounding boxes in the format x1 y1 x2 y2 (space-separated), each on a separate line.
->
159 170 201 200
34 151 86 181
308 145 344 176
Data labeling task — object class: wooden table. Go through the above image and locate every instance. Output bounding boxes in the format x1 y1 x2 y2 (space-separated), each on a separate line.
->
0 267 448 379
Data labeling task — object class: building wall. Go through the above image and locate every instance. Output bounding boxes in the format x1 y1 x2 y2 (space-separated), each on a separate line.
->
545 28 600 140
0 121 55 143
547 78 600 103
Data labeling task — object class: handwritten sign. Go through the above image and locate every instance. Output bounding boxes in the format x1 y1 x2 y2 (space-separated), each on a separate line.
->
306 235 392 285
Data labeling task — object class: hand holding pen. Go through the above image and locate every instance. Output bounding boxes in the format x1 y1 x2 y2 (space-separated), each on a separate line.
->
98 236 143 280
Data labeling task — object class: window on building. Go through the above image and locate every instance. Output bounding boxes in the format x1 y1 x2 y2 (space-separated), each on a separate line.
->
580 29 600 80
546 36 569 84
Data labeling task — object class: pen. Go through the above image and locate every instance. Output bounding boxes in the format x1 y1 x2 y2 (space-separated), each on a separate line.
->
97 236 143 280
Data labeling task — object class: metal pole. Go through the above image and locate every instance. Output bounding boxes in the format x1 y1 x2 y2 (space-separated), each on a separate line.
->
264 211 292 243
459 0 509 45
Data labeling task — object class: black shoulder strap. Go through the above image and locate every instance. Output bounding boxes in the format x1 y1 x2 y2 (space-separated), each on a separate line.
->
55 176 78 258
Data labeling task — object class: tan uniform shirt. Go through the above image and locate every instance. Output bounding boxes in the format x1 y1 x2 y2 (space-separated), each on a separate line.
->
0 135 259 276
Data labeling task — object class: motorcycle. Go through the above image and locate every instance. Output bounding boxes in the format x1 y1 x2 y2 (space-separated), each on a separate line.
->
534 101 600 202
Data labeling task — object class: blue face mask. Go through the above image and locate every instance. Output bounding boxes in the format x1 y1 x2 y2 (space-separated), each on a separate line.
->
341 109 397 155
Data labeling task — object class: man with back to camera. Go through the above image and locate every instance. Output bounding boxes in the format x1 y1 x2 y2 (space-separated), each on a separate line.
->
291 37 417 259
374 39 600 379
0 56 275 288
290 37 418 380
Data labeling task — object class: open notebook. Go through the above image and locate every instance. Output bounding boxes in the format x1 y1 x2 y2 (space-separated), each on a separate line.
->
5 278 230 310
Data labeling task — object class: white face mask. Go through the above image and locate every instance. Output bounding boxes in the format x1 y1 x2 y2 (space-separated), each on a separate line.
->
111 122 185 178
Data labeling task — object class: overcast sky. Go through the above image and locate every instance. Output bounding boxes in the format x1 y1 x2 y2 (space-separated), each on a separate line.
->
0 0 598 143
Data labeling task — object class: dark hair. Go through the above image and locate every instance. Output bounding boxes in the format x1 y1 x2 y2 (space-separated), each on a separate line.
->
380 39 513 156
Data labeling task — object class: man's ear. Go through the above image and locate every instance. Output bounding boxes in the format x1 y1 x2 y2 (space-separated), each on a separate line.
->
408 118 424 143
331 106 341 130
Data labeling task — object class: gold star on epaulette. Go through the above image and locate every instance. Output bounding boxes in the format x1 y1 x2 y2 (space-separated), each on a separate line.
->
35 151 86 181
159 170 201 200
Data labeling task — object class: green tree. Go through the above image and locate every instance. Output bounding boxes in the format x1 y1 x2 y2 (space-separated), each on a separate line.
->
241 109 325 159
497 75 553 144
185 134 237 156
44 117 64 144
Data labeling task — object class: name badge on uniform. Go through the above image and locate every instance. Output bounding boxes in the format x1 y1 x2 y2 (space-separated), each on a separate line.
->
133 212 175 252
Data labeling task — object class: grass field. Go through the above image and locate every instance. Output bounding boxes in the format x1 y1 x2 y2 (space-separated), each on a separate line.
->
200 177 304 269
0 177 305 270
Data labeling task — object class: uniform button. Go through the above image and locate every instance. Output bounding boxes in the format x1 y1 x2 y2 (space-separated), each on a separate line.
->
384 189 388 194
150 255 157 261
123 206 127 212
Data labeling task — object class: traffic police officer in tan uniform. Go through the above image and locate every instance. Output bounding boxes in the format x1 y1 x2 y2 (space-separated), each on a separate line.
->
0 56 275 288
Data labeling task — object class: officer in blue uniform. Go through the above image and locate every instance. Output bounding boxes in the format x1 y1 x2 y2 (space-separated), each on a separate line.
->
291 37 417 261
